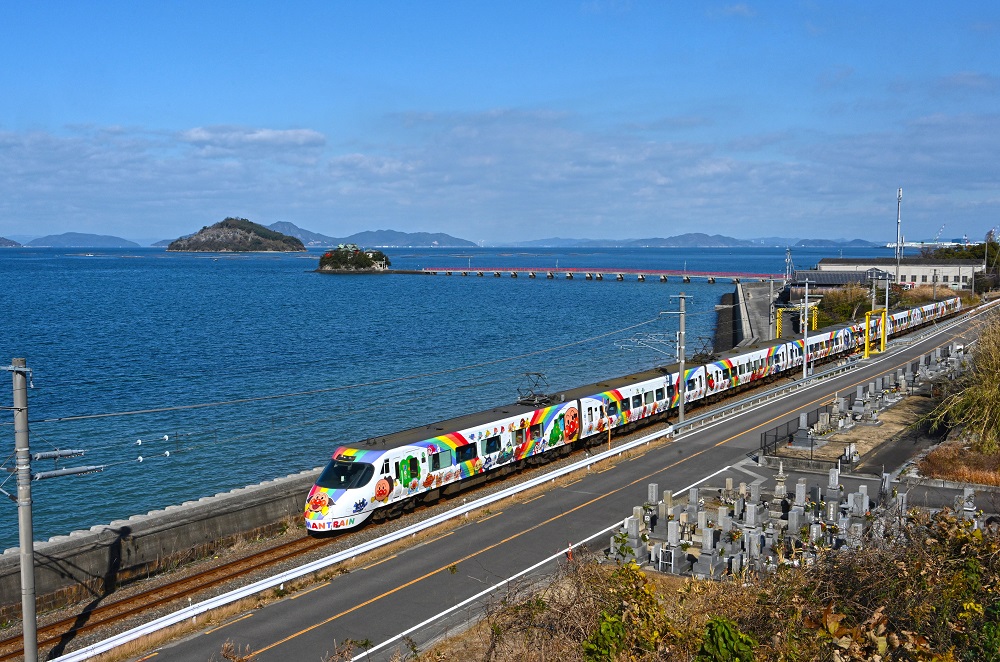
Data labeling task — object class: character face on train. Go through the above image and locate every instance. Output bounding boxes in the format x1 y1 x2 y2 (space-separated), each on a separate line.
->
304 454 379 531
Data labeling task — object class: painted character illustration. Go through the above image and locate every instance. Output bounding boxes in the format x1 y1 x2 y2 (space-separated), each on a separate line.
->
497 441 514 464
373 477 393 503
563 406 580 441
307 490 330 515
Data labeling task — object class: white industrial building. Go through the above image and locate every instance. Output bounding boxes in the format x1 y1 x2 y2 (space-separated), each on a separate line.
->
815 257 981 289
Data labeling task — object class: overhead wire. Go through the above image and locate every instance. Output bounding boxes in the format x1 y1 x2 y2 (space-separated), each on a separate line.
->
22 314 666 425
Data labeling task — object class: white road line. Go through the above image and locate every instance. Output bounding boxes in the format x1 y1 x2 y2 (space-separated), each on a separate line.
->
354 465 731 661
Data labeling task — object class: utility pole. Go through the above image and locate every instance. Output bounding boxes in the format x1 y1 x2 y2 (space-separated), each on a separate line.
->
662 293 690 426
677 293 686 425
768 279 776 340
895 188 903 286
802 280 811 380
9 359 37 662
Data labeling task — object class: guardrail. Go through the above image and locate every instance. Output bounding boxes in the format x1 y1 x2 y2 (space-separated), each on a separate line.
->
51 414 681 661
51 302 992 662
669 359 858 438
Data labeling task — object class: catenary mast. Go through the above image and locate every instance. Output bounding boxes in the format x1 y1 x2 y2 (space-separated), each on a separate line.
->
895 188 903 285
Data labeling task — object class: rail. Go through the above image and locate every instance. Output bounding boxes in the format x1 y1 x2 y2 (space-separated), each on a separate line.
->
50 301 990 662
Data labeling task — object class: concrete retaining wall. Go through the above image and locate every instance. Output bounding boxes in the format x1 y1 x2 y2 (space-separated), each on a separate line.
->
0 467 321 620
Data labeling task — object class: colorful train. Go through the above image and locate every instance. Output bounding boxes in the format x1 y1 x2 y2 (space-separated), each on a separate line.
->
304 297 962 531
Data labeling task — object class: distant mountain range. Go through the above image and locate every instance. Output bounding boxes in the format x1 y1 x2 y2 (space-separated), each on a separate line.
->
5 225 885 249
266 223 477 248
24 233 140 248
503 234 882 248
0 236 21 247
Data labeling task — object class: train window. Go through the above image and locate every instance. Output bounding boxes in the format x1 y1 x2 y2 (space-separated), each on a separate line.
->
530 423 542 440
514 428 525 445
381 459 390 475
430 450 452 471
586 407 594 424
687 378 696 391
608 401 619 416
483 435 501 454
317 460 375 490
644 391 654 405
655 387 665 401
456 444 477 463
632 395 642 408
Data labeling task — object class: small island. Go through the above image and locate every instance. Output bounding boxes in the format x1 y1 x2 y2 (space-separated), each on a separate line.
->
318 244 391 272
167 217 306 252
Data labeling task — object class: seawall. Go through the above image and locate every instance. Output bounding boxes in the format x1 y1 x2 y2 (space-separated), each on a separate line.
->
0 467 321 620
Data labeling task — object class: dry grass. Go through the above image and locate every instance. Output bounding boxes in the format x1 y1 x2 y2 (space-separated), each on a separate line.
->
918 437 1000 486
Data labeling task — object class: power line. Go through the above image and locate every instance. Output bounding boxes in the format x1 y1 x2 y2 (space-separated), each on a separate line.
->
23 315 665 425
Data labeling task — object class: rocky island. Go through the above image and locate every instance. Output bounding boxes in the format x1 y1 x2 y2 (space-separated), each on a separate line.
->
318 244 391 272
167 217 306 252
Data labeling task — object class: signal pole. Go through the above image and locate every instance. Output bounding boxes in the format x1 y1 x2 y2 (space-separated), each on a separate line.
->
8 359 37 662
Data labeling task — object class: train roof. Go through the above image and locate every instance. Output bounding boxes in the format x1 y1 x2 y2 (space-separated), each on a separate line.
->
337 362 677 455
332 297 959 457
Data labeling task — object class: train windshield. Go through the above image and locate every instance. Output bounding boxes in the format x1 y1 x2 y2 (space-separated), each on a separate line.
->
317 460 375 490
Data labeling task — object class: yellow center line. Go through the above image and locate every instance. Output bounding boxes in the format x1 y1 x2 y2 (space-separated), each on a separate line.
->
252 326 966 656
360 554 397 570
564 478 581 487
135 654 159 661
205 613 253 634
523 494 545 503
478 511 503 523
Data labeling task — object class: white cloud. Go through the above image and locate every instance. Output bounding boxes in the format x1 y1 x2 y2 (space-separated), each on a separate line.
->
0 109 998 244
179 126 326 149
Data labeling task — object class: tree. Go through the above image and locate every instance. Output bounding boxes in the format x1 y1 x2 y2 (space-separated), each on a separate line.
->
927 311 1000 453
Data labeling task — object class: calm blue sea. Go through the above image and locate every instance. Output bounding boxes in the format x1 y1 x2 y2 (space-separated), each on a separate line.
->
0 245 883 548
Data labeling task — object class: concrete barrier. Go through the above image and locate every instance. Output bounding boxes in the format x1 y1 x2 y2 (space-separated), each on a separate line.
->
0 467 321 620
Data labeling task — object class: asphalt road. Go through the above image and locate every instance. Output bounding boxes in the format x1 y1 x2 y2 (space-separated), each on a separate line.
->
134 308 989 662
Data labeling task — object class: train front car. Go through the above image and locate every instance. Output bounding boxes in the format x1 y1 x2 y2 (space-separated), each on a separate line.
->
304 446 383 532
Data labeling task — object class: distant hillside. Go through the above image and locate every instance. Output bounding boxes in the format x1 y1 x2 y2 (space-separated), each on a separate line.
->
506 234 882 248
25 233 140 248
167 218 305 252
267 222 338 247
629 233 758 248
344 229 475 248
507 234 756 248
264 223 475 248
794 238 881 248
0 237 21 247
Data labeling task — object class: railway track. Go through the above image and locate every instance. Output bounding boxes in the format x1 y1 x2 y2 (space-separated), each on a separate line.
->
0 348 907 660
0 535 329 661
0 414 680 661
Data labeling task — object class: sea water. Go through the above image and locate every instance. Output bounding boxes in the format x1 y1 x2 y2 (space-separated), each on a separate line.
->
0 245 882 548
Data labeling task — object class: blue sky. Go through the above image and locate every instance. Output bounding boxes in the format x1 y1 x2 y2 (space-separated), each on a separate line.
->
1 2 998 245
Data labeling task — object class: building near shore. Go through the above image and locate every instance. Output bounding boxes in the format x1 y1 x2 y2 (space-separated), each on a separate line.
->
813 257 981 290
